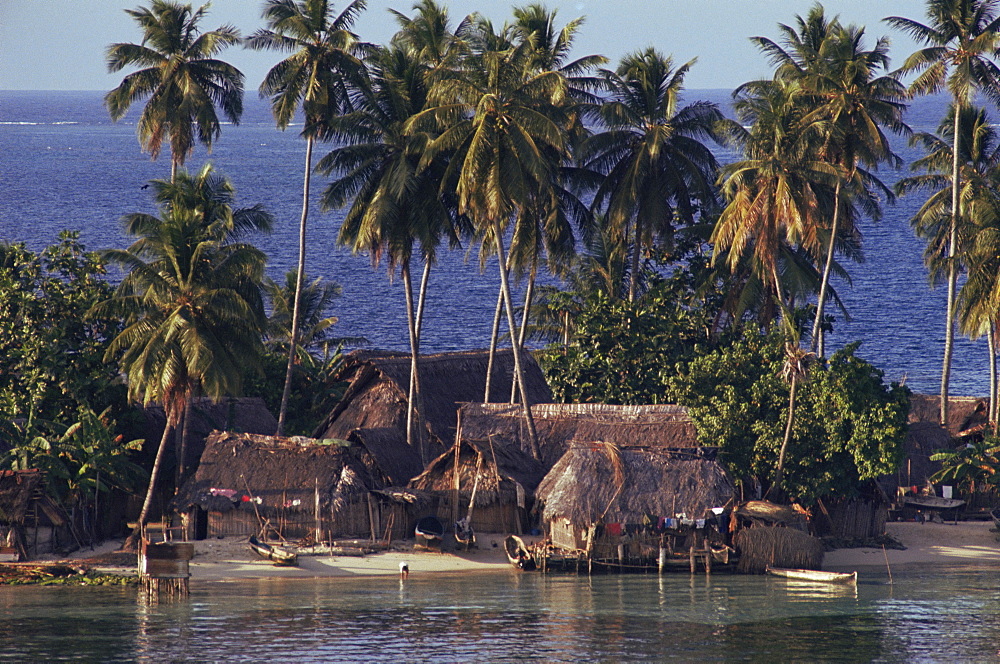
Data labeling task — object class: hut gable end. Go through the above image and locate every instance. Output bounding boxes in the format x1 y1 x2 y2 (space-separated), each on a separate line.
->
536 447 733 527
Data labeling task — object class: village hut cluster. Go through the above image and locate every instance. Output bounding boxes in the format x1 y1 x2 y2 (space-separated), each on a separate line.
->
7 348 996 578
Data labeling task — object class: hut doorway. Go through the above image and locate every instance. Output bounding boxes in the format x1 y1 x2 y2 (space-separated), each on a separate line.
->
188 507 208 541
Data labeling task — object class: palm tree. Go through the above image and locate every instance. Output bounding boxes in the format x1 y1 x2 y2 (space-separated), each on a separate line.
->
105 0 244 182
901 105 1000 424
711 78 836 320
92 164 271 548
246 0 369 435
264 269 344 355
886 0 1000 425
410 25 572 460
755 6 907 356
581 49 724 302
319 40 462 461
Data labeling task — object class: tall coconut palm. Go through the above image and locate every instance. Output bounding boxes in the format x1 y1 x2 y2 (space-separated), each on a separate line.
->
755 6 907 355
105 0 244 182
246 0 369 435
499 4 603 402
581 49 725 302
410 26 572 460
899 105 1000 423
92 164 271 549
886 0 1000 425
320 42 462 461
711 78 837 320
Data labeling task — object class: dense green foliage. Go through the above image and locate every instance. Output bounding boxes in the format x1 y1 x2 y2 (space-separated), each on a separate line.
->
0 233 125 433
540 250 725 404
670 333 910 503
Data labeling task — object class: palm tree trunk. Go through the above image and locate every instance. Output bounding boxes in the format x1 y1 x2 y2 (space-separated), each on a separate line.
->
124 415 175 552
412 258 432 462
990 321 998 428
277 135 314 435
812 180 842 356
774 372 798 490
484 254 512 402
628 217 641 302
510 273 536 404
401 261 421 459
492 218 541 461
942 109 962 427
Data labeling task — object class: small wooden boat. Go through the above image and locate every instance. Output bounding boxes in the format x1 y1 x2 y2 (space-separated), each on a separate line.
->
414 516 445 546
766 566 857 585
903 495 964 510
504 535 536 570
454 517 475 550
248 535 298 566
991 507 1000 529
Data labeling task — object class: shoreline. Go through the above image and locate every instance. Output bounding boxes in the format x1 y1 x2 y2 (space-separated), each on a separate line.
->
33 521 1000 582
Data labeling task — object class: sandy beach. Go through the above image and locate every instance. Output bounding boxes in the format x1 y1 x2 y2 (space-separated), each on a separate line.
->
36 521 1000 581
824 521 1000 569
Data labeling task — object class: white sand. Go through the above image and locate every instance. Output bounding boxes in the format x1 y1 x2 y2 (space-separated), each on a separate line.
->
824 521 1000 569
41 522 1000 580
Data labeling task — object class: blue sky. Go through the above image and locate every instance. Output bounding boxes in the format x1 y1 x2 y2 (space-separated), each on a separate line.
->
1 0 930 91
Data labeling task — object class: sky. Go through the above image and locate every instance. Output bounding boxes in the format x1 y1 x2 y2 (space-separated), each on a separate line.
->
1 0 931 92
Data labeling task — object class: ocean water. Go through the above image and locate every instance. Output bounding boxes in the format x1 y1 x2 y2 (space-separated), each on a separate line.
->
0 90 991 396
2 566 1000 662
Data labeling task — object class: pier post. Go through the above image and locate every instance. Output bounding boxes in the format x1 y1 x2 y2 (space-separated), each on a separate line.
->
658 547 667 574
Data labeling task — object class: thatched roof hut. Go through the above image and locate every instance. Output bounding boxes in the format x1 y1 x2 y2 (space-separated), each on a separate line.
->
312 349 552 449
459 402 698 466
536 446 733 528
908 394 989 435
137 396 279 472
408 438 547 534
0 470 69 559
171 431 386 540
346 427 424 487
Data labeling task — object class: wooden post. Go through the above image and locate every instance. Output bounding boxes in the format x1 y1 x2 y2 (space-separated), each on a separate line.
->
451 416 462 526
617 543 625 572
367 494 377 543
689 546 695 574
658 547 667 574
314 479 321 545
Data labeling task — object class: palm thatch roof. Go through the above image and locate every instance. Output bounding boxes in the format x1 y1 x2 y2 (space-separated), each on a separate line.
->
887 422 954 490
0 470 66 526
909 394 989 435
536 445 733 525
312 349 552 447
409 438 548 508
171 431 381 517
734 500 810 530
346 427 424 487
459 402 698 466
136 396 279 471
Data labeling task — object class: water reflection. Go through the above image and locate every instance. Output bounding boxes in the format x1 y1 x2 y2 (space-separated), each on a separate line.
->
2 567 1000 661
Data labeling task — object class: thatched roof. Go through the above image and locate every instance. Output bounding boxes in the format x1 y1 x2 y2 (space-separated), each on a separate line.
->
459 402 698 467
137 396 279 470
536 446 733 525
891 422 954 489
0 470 66 526
908 394 989 435
409 438 548 508
734 500 810 530
347 427 424 487
312 349 553 446
171 431 381 516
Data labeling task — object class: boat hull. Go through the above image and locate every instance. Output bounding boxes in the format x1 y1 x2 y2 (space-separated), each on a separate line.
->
504 535 536 570
766 566 856 584
248 536 298 566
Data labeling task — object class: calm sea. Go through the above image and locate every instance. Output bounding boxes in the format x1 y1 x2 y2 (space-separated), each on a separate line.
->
2 566 999 662
0 90 991 396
